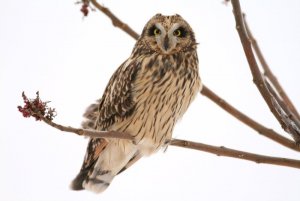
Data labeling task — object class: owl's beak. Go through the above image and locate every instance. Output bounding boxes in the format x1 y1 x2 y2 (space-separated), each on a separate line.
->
163 36 169 51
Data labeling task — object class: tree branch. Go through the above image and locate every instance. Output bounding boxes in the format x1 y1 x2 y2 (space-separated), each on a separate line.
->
41 116 300 169
18 94 300 170
170 139 300 169
201 85 300 152
89 0 139 40
243 17 300 121
231 0 300 142
39 114 132 140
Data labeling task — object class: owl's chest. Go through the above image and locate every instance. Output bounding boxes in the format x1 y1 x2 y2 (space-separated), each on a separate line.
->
134 55 199 107
129 55 200 141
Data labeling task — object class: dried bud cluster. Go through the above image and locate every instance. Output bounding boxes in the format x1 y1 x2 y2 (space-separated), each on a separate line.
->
18 91 56 121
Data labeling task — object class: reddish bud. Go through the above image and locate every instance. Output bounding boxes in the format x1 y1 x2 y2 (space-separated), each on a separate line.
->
81 3 89 16
18 91 56 121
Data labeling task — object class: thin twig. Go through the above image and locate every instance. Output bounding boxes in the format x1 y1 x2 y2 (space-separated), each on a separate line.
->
231 0 300 141
201 85 300 151
37 113 133 140
243 17 300 120
170 139 300 169
89 0 139 40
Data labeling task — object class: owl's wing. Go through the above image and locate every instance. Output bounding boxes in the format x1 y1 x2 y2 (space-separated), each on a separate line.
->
71 59 140 190
96 60 140 130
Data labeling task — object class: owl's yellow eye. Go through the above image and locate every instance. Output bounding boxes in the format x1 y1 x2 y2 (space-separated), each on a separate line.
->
173 29 181 37
173 27 187 37
153 28 161 36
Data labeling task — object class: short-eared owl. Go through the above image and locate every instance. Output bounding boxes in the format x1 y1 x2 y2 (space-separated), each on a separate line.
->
71 14 202 193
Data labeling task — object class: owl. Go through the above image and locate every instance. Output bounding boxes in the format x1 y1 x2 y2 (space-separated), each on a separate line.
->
71 14 202 193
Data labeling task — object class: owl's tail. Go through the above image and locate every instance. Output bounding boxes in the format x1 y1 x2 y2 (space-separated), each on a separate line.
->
71 139 139 193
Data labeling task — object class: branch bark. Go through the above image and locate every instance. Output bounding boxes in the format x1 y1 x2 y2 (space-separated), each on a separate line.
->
231 0 300 142
243 17 300 121
201 85 300 152
170 139 300 169
89 0 139 40
34 111 300 170
18 90 300 169
35 112 133 140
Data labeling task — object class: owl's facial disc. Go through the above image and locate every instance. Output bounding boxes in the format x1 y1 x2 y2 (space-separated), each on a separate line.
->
148 23 188 54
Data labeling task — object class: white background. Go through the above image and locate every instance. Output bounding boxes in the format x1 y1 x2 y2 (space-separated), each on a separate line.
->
1 0 300 200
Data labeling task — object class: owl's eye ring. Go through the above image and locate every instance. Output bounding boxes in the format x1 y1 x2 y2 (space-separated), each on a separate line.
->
153 28 161 36
173 29 181 37
148 26 161 36
173 27 187 37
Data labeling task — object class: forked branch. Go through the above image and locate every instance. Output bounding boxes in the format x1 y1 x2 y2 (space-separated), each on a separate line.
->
17 92 300 169
243 17 300 121
231 0 300 142
201 86 300 152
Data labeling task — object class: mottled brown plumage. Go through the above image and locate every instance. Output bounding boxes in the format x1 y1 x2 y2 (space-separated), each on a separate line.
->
71 14 202 193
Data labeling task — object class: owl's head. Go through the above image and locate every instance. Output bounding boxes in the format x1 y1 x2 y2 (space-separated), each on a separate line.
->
140 14 196 55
